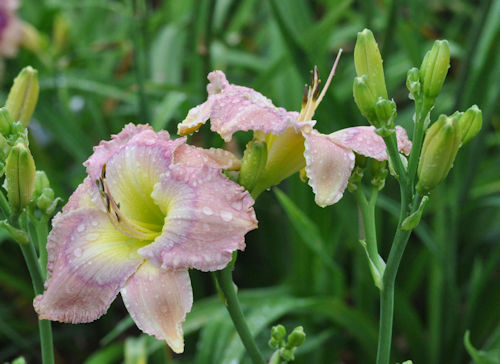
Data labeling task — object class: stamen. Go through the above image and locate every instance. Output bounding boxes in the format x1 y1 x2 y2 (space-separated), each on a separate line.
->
96 164 159 241
302 84 309 108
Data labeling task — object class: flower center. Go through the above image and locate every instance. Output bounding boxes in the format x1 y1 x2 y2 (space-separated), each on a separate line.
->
96 163 162 241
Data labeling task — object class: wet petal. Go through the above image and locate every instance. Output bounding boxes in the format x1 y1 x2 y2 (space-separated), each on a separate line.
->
121 262 192 353
34 208 144 323
329 125 411 161
178 71 298 141
173 143 241 171
85 123 171 181
139 165 257 271
303 130 355 207
61 177 95 214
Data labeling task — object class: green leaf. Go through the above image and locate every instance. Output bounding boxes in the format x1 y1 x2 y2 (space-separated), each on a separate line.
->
464 331 500 364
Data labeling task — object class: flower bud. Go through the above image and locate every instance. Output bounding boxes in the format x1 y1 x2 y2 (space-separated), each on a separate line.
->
269 324 287 349
5 143 36 213
354 28 388 99
406 67 421 100
238 140 268 192
287 326 306 348
353 75 377 124
417 115 461 194
374 98 396 133
458 105 482 146
5 66 40 128
420 40 450 101
0 108 14 136
370 160 388 191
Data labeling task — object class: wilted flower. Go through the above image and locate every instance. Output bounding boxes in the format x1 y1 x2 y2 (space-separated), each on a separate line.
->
0 0 23 58
34 124 257 353
178 54 411 207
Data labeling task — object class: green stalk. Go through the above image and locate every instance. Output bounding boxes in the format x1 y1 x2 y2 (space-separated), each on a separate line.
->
407 101 431 192
19 214 54 364
356 187 383 274
214 263 266 364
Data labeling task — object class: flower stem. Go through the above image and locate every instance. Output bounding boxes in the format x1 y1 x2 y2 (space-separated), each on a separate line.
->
214 264 266 364
19 213 55 364
19 237 55 364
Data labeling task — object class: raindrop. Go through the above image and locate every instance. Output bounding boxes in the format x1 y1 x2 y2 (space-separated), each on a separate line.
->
77 224 85 233
221 211 233 222
202 207 213 216
74 248 82 257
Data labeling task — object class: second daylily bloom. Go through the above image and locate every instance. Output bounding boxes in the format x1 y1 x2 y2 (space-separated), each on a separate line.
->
178 52 411 207
34 124 257 353
0 0 23 58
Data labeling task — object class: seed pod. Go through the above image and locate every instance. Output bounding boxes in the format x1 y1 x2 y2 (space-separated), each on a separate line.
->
5 143 36 213
416 115 461 194
5 66 40 128
354 28 388 100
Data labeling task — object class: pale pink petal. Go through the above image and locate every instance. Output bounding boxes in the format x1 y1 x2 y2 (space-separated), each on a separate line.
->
173 143 241 170
329 125 411 161
34 208 144 323
303 130 355 207
84 123 171 181
121 262 192 353
178 71 298 141
0 16 23 58
139 165 257 271
61 177 95 214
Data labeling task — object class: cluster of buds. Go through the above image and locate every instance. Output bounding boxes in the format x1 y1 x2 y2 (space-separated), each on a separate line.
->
0 66 56 217
353 29 396 136
417 106 482 194
268 325 306 363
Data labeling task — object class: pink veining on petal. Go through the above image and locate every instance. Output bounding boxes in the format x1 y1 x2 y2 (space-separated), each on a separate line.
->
84 123 171 181
121 262 193 354
34 209 143 323
173 143 241 170
178 70 298 141
139 164 257 271
303 130 355 207
329 125 412 161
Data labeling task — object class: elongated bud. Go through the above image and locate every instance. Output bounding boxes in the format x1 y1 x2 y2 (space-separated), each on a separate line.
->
416 115 461 194
420 40 450 101
354 29 388 100
0 108 14 136
458 105 482 146
370 160 388 191
5 67 40 128
238 140 268 192
353 75 377 124
406 67 421 100
5 143 36 213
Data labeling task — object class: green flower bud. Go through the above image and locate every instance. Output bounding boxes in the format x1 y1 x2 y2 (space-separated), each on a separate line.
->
406 67 421 100
370 160 388 191
353 75 378 124
269 324 287 349
458 105 482 146
420 40 450 101
239 140 268 192
5 67 40 128
354 29 388 99
33 170 50 196
287 326 306 348
374 98 397 134
5 143 36 214
416 115 461 194
0 108 14 136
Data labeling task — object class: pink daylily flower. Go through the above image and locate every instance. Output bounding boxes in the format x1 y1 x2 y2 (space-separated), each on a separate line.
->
178 52 411 207
34 124 257 353
0 0 23 58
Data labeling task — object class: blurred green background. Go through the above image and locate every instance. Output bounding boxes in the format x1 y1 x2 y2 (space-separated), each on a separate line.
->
0 0 499 363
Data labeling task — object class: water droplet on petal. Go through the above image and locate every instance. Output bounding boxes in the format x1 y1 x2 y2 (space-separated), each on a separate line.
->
77 224 85 233
221 211 233 222
202 207 213 216
74 248 82 257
